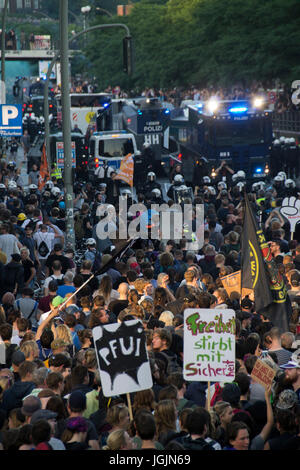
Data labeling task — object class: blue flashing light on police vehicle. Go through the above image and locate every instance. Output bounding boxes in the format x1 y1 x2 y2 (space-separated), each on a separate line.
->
228 106 248 114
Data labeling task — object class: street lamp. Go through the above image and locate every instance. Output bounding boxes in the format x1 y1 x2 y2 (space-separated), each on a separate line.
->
95 7 113 17
81 5 91 47
81 5 91 30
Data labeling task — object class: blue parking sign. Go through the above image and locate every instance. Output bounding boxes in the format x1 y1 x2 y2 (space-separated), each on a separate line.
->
0 105 23 136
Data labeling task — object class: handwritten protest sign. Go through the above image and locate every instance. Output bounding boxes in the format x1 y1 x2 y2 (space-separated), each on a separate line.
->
221 270 254 300
93 320 153 397
184 309 236 382
251 358 275 390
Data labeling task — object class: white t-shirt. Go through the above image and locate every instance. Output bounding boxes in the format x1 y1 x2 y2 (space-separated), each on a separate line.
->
0 233 20 263
33 231 55 259
39 309 51 325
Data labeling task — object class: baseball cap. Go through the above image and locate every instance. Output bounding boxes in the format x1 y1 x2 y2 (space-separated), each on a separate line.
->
276 389 298 410
51 296 66 308
30 409 57 424
12 350 25 366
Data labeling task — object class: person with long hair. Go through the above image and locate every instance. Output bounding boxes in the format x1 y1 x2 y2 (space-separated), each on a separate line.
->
53 324 75 357
92 275 119 305
153 287 169 309
46 395 68 439
154 399 178 446
61 416 89 451
213 401 234 448
133 389 157 415
106 403 130 435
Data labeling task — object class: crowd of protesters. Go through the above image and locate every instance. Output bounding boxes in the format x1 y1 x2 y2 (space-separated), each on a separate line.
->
0 126 300 451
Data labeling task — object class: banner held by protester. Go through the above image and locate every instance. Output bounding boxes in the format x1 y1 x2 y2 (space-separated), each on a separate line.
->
184 308 236 383
93 320 153 397
241 193 291 332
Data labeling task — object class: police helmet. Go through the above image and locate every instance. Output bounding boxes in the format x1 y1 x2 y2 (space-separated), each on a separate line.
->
203 176 211 184
174 174 184 183
122 189 132 197
0 183 6 189
274 175 283 183
285 179 296 188
277 171 287 181
289 137 296 144
147 172 156 182
29 184 38 190
236 182 245 191
217 181 227 190
207 186 216 196
8 181 17 189
86 238 96 246
232 173 239 183
273 139 280 145
51 186 61 196
151 188 161 198
236 170 246 179
279 136 286 143
45 181 54 189
253 181 266 193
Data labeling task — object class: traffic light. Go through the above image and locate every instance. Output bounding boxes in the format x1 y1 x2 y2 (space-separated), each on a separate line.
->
123 36 133 75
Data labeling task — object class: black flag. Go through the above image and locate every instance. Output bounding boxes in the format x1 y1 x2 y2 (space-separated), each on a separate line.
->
241 194 291 332
94 238 138 277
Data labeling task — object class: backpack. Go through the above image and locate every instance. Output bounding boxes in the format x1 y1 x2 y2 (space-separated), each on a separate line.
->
26 218 39 232
51 275 64 286
38 240 50 258
74 214 85 239
158 351 182 375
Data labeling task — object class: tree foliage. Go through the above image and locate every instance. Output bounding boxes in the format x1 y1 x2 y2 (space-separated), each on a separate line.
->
74 0 300 89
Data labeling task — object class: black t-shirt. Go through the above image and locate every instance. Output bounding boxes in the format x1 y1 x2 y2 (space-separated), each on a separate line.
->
79 273 99 294
45 254 71 275
22 258 35 283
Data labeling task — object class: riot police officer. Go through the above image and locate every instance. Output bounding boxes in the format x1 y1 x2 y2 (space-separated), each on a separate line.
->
144 171 161 197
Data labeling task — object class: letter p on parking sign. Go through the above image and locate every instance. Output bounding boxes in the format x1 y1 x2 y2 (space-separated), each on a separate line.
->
0 105 23 136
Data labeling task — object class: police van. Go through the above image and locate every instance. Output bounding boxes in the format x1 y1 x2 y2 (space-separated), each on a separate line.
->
88 130 139 182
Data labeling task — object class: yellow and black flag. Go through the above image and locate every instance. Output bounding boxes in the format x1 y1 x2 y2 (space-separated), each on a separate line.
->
241 193 291 332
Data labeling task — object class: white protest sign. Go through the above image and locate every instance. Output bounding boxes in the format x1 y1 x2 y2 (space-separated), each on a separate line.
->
93 320 153 397
184 308 236 382
280 197 300 237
